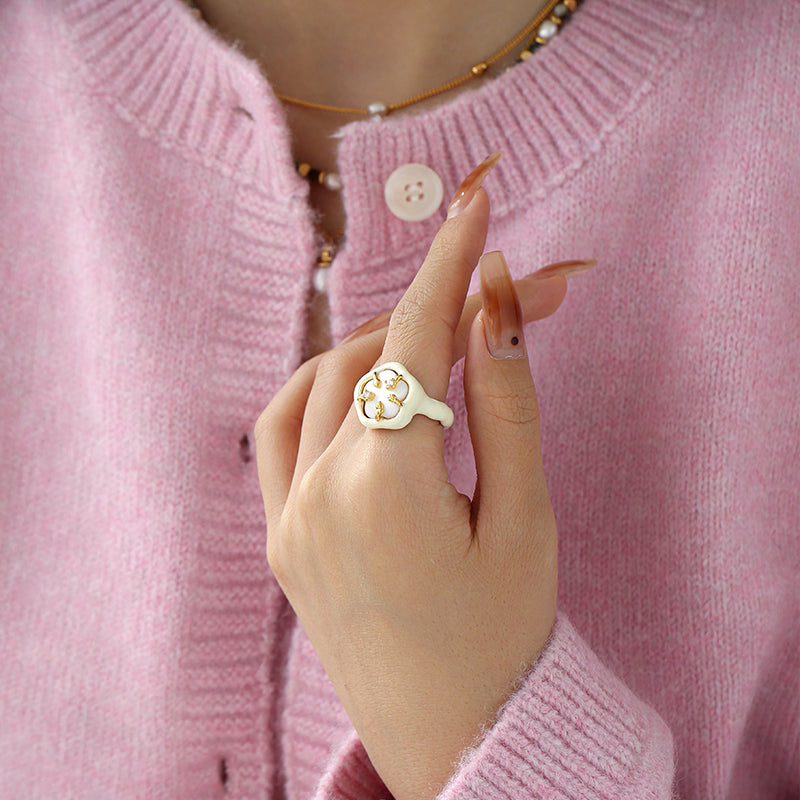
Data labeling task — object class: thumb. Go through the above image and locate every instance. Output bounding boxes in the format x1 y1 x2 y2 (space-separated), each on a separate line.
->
463 250 554 539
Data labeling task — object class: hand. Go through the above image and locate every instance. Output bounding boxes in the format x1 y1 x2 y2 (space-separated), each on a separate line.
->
337 256 588 356
256 158 579 800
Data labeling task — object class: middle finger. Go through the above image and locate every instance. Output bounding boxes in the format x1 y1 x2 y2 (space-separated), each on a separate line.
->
293 264 585 479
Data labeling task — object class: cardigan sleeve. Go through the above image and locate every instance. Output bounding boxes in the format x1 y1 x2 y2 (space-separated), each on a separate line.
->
313 612 674 800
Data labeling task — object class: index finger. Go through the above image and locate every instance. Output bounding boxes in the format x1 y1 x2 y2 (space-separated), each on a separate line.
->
378 152 501 409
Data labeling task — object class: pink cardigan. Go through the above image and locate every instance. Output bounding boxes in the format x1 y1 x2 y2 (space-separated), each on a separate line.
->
1 0 798 797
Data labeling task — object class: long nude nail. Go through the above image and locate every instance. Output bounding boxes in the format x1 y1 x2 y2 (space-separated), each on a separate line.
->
480 250 527 360
446 151 502 219
531 258 597 280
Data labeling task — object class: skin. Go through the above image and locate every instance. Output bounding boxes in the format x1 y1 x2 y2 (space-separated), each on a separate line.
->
188 3 569 795
256 186 561 800
189 0 551 234
188 0 553 355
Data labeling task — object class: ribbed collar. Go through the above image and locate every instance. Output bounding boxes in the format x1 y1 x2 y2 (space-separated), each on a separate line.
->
63 0 705 255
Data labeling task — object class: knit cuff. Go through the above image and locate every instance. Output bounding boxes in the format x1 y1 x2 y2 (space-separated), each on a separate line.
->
438 612 675 800
315 612 674 800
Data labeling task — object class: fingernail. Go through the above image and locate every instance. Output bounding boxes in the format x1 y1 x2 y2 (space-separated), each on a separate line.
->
531 258 597 280
446 151 502 220
479 250 527 360
339 309 392 344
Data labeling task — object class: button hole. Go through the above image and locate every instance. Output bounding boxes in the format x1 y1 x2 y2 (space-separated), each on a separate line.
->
218 756 229 790
233 105 254 121
238 434 252 464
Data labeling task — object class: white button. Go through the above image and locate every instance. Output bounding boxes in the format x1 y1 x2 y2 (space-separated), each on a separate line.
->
312 266 329 293
383 163 444 222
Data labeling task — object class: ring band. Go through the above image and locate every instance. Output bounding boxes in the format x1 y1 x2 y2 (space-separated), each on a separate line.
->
354 361 454 430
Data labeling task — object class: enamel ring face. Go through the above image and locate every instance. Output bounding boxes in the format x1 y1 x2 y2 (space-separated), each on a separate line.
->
353 362 454 430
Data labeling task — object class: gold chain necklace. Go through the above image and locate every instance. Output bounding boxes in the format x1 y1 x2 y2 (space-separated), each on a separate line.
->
185 1 580 118
277 0 575 117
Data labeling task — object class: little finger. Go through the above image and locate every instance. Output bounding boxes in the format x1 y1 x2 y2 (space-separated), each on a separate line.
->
254 353 325 525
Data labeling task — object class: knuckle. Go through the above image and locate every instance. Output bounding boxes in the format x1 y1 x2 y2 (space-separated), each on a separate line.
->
265 507 292 584
315 347 351 380
428 231 476 278
338 451 379 506
254 405 276 451
293 457 347 535
294 463 326 507
392 292 428 329
481 381 540 426
266 476 324 589
392 289 457 341
265 529 285 582
428 226 461 262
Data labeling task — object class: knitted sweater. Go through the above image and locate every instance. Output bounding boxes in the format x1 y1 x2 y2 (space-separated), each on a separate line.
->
1 0 798 797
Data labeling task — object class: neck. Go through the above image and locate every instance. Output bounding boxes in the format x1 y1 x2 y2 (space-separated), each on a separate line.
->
188 0 553 239
192 0 550 111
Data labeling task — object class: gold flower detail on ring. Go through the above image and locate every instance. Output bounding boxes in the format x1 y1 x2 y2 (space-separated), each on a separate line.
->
356 368 410 422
